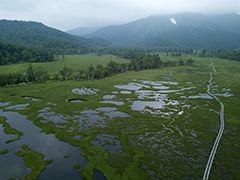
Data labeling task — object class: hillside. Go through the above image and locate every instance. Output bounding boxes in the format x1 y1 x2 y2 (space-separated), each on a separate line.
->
0 20 109 54
86 13 240 49
0 41 53 65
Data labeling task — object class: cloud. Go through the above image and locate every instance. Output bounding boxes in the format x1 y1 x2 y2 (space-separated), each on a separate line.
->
0 0 239 30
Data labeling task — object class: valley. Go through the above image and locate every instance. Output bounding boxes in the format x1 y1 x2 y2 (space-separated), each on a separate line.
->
0 55 239 179
0 12 240 180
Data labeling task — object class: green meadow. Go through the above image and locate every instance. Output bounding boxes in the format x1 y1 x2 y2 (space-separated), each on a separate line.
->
0 54 129 75
0 55 239 179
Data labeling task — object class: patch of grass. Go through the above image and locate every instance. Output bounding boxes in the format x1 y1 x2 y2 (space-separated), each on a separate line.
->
0 148 9 154
5 137 21 143
72 164 81 169
64 153 70 158
0 116 23 137
15 144 52 180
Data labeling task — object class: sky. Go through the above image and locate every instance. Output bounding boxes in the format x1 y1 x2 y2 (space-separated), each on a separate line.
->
0 0 240 31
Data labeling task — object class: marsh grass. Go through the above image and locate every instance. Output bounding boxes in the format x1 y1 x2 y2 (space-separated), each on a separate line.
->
0 148 9 154
15 144 52 180
0 55 239 179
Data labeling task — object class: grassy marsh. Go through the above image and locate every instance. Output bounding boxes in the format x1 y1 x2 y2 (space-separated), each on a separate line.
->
0 55 239 179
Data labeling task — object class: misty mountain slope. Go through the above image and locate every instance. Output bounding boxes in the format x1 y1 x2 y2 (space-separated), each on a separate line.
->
87 13 240 48
0 20 109 53
66 27 101 36
86 15 177 45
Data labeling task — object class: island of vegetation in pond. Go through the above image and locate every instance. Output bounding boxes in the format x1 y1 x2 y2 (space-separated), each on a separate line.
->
0 148 9 154
0 116 23 137
14 144 52 180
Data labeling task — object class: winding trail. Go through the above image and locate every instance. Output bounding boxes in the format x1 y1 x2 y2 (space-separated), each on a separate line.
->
203 60 225 180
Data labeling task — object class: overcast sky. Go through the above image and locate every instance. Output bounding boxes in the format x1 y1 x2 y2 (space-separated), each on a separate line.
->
0 0 239 31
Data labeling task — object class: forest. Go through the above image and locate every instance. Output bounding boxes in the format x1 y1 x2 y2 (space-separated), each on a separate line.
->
0 41 54 65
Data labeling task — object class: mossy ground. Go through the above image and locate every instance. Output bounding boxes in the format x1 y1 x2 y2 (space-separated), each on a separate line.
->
0 55 239 179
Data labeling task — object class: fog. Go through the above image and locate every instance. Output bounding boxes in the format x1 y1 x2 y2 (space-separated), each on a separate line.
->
0 0 239 30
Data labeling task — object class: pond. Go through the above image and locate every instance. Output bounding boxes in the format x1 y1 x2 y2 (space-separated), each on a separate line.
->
72 87 99 95
0 108 88 180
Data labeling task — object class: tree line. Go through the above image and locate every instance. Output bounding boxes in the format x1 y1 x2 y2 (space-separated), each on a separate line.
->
0 41 54 65
0 52 194 87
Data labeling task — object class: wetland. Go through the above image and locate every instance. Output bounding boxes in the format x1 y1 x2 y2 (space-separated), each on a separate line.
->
0 56 239 179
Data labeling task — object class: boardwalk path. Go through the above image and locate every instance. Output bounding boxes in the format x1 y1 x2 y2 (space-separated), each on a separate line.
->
203 60 225 180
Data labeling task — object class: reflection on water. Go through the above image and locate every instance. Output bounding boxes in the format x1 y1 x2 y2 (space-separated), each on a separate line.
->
0 124 30 179
187 93 213 99
103 95 116 99
71 107 130 131
0 101 12 107
5 103 29 110
38 112 69 123
0 109 87 180
131 100 179 112
93 170 107 180
100 100 124 106
120 91 131 94
72 87 99 95
22 96 43 101
91 134 122 153
160 75 172 80
214 92 233 97
114 83 150 91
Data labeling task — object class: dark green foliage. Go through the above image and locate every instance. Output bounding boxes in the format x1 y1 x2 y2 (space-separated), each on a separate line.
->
0 41 54 65
178 59 184 66
218 50 240 61
186 58 194 65
0 65 49 86
59 66 73 81
0 51 191 87
0 20 109 54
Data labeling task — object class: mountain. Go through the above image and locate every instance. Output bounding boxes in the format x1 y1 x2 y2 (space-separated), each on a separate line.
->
66 27 101 36
0 20 108 54
86 13 240 49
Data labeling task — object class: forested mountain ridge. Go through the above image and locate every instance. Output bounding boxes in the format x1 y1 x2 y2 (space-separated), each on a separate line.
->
0 20 109 54
86 13 240 49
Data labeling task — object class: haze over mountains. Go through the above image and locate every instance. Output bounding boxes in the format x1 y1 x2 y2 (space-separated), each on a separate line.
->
1 13 240 51
67 27 102 37
68 13 240 49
